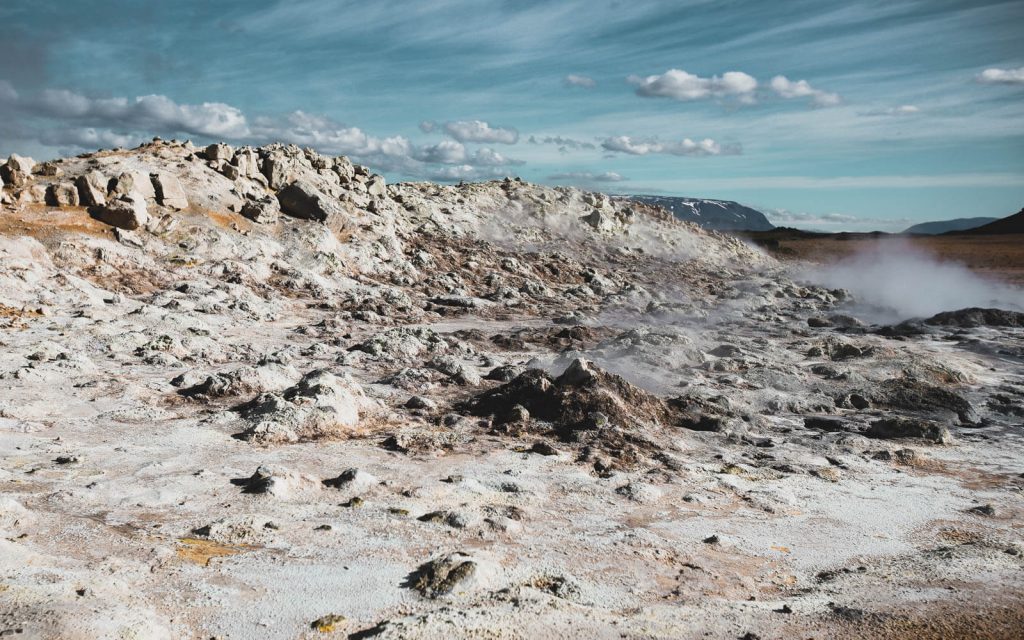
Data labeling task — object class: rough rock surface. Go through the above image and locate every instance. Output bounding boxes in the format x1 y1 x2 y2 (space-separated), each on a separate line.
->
1 139 1022 639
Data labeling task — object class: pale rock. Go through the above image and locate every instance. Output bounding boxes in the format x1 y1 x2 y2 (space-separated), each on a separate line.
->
1 154 36 187
36 161 63 177
240 196 280 224
261 154 295 190
93 195 150 230
237 370 377 444
110 172 156 200
205 143 235 162
232 148 260 179
46 182 80 207
366 175 387 198
151 172 188 210
76 170 108 206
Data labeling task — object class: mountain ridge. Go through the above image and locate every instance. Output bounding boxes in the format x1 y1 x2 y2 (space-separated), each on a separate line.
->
623 194 775 232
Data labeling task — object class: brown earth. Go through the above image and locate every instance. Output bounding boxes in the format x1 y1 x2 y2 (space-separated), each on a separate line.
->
742 231 1024 285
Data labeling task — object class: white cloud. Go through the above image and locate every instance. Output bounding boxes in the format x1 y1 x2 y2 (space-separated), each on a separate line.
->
976 67 1024 85
564 74 596 88
471 147 522 166
28 89 251 137
549 171 626 182
442 120 519 144
769 75 840 107
601 135 738 157
419 120 437 132
628 69 757 102
527 135 596 151
414 139 467 164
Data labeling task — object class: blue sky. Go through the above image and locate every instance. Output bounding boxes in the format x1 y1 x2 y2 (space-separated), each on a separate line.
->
1 0 1022 230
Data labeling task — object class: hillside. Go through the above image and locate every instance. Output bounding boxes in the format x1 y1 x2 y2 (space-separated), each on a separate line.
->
625 194 775 232
903 216 997 234
955 207 1024 235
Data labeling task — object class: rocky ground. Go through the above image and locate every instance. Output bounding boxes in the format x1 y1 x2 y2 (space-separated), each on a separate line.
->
1 141 1022 639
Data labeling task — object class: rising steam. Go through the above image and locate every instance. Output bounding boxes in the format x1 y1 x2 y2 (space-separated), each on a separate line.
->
804 240 1024 323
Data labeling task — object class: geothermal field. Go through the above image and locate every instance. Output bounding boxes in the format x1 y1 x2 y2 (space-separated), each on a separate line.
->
1 142 1023 639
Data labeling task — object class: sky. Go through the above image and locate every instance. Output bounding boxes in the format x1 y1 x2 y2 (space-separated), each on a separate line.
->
1 0 1022 231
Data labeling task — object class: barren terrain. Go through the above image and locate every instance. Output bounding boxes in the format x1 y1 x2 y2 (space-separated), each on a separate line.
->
1 142 1022 639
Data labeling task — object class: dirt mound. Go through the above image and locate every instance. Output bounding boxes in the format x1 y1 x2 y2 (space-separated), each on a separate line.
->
461 358 678 469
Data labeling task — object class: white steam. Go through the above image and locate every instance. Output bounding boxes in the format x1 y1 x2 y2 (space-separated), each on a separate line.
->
804 240 1024 323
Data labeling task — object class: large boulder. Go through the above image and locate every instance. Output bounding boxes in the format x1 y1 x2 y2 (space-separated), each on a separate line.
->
276 180 336 221
110 172 156 200
261 155 295 190
205 143 234 162
232 148 260 178
151 172 188 210
46 182 80 207
865 416 952 444
1 155 36 188
75 170 108 206
366 175 387 198
91 195 149 230
36 162 63 177
240 196 280 224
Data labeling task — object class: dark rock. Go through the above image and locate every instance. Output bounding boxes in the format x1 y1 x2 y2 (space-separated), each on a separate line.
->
804 416 846 432
925 308 1024 328
485 364 522 382
807 317 831 328
865 416 952 444
967 504 996 517
276 180 335 221
529 441 559 456
867 377 979 425
407 553 478 598
462 358 673 468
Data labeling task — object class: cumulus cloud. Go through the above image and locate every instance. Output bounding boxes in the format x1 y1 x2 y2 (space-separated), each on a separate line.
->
976 67 1024 85
442 120 519 144
414 139 467 164
564 74 596 88
769 75 840 107
419 120 437 132
601 135 739 157
628 69 757 102
26 89 251 137
549 171 626 183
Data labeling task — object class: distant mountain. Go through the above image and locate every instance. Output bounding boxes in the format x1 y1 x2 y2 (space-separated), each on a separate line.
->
954 208 1024 235
626 195 775 232
903 217 997 235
